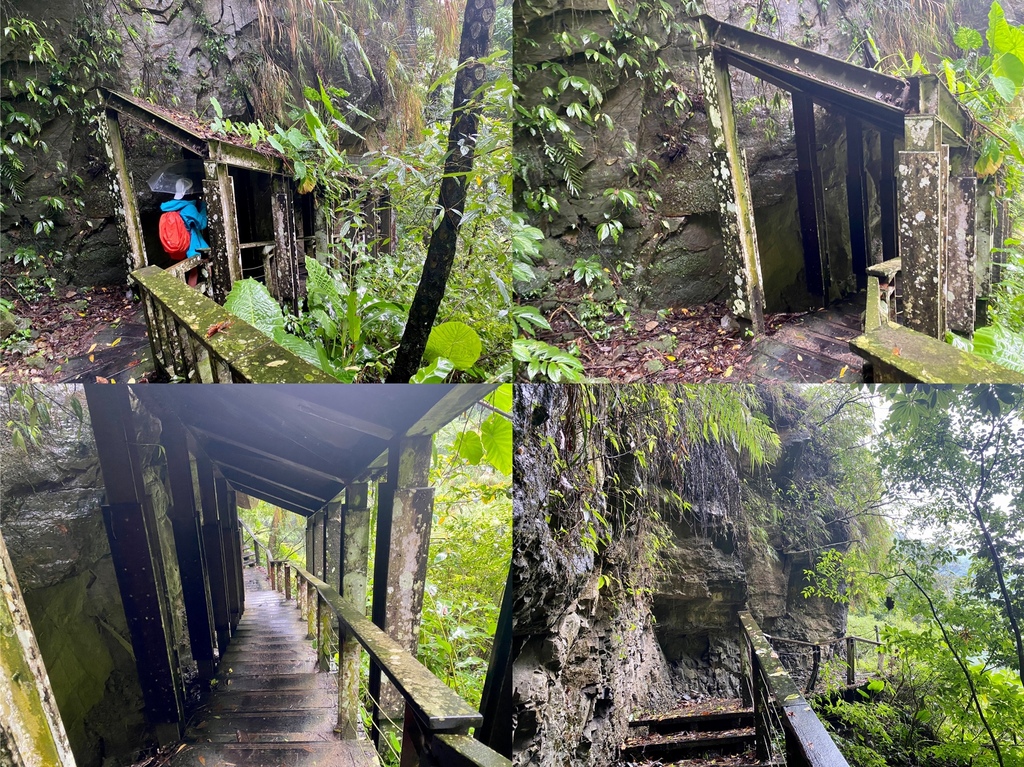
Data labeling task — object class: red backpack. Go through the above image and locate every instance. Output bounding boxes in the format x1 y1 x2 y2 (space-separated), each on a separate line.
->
159 210 190 261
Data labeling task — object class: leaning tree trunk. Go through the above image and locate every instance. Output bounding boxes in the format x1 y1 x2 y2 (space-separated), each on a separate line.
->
386 0 496 383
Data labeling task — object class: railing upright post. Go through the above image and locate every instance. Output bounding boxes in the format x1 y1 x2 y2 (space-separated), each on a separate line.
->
876 625 884 674
306 582 315 640
284 564 291 601
253 539 260 567
847 636 856 686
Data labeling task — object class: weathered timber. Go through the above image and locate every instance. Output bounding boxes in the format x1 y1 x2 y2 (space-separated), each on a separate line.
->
865 258 902 331
697 39 766 332
879 133 898 263
433 734 513 767
99 111 147 273
946 176 977 335
196 452 231 652
158 412 216 679
0 530 78 767
86 385 184 742
976 182 996 299
216 476 241 629
271 176 300 312
850 324 1024 383
131 265 335 382
846 117 870 290
739 611 849 767
898 150 947 338
292 566 482 732
701 16 909 130
793 93 830 301
203 162 243 302
370 458 397 748
477 568 512 757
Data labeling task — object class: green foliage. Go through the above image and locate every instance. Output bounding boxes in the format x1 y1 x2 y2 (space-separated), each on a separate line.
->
947 323 1024 373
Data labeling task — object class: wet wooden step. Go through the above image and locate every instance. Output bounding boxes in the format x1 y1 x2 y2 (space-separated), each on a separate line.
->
630 708 754 733
621 727 756 761
175 739 378 766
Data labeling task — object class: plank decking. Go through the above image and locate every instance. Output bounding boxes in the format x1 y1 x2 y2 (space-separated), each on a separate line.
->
170 567 379 767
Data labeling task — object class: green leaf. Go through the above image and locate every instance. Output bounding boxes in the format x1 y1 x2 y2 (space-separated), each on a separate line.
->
480 413 512 475
953 26 983 51
271 327 323 370
456 431 484 464
411 356 455 383
424 321 482 371
485 383 512 413
224 279 284 337
867 678 885 692
991 74 1019 102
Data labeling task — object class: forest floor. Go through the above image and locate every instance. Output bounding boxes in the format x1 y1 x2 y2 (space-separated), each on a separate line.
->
535 300 803 382
0 285 155 383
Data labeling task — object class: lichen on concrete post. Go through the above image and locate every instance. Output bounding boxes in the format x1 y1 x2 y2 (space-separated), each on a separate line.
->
338 483 370 739
696 38 766 333
897 149 947 338
381 436 435 725
975 182 996 301
945 176 976 336
98 111 147 273
1 530 78 767
202 162 242 304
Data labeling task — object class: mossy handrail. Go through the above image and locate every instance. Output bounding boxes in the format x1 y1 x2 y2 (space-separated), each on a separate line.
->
739 611 850 767
131 264 335 383
240 525 509 767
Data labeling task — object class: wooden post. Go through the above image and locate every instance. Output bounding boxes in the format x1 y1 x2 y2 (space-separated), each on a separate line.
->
793 93 831 302
876 626 884 674
846 637 856 686
158 413 216 681
697 38 766 332
477 567 512 756
370 469 395 749
216 476 241 630
271 176 299 312
879 133 898 264
86 385 184 743
339 483 370 738
203 162 242 304
846 116 870 291
99 110 147 271
1 530 78 767
196 453 231 653
284 563 291 601
306 581 316 640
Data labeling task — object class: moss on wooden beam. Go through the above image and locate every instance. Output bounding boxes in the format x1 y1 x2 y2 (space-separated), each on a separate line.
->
850 324 1024 383
130 265 335 383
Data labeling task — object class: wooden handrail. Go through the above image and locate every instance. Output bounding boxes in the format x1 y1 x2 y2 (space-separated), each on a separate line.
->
740 611 850 767
130 264 335 383
289 563 481 732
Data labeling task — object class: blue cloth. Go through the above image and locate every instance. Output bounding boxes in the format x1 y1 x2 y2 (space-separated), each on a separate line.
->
160 199 209 259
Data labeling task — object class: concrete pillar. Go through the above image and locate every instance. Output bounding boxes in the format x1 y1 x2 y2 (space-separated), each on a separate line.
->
202 162 242 303
338 484 370 738
946 176 977 335
0 530 78 766
898 148 947 337
697 38 765 332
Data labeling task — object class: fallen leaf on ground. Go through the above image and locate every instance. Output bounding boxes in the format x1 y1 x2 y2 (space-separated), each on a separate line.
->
110 337 121 347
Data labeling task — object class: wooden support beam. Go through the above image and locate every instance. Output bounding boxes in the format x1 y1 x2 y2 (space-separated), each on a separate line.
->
846 116 870 291
879 134 898 264
271 176 299 312
946 176 977 335
228 490 245 618
370 462 396 750
697 39 766 332
792 94 830 302
338 484 371 738
477 568 512 757
1 530 78 767
216 475 241 629
99 111 147 272
898 149 947 338
203 163 242 304
976 182 996 301
158 413 216 680
196 453 231 653
85 386 184 743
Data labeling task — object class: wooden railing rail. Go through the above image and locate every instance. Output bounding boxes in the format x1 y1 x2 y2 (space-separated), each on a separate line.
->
864 258 903 331
766 632 885 691
240 526 509 767
740 611 850 767
130 264 335 383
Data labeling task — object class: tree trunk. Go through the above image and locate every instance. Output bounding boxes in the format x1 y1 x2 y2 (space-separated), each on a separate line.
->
385 0 496 383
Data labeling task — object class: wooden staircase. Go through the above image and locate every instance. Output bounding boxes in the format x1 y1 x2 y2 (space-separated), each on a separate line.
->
169 566 379 767
621 699 757 764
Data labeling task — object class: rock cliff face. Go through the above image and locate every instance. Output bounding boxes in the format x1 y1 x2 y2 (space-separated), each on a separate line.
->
514 0 969 312
512 385 852 767
1 389 194 767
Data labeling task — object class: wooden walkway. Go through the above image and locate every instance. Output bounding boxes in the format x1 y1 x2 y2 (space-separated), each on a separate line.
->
745 295 865 382
170 567 378 767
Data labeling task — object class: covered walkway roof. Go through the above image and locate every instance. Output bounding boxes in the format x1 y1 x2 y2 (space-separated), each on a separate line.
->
131 384 492 517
